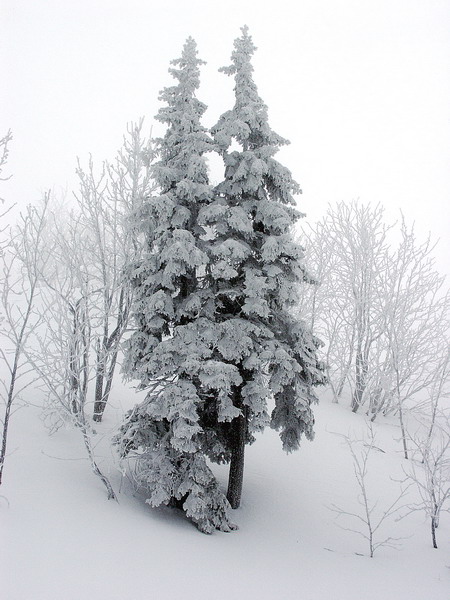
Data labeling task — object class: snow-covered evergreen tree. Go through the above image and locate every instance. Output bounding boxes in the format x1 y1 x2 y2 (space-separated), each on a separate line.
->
117 30 325 532
202 26 326 508
115 38 236 533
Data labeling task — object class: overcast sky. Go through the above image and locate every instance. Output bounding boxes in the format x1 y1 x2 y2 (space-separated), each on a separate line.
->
2 0 449 273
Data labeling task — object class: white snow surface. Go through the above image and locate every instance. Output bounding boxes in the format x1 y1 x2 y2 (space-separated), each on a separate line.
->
2 385 449 600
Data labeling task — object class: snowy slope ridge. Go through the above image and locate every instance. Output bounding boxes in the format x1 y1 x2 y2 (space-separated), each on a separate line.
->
2 389 449 600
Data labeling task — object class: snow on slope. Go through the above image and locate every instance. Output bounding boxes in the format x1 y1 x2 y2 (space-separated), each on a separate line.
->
2 387 449 600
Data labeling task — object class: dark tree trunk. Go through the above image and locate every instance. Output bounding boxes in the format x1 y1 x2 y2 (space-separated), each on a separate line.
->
94 347 120 421
93 369 105 422
431 516 438 549
225 366 250 509
93 288 130 422
227 411 246 509
93 329 108 422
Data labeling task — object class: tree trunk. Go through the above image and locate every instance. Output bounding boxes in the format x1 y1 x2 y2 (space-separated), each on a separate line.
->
397 391 408 460
368 387 385 422
93 347 120 422
93 292 129 422
93 331 108 422
351 392 360 413
227 412 246 509
0 372 16 486
335 326 355 401
398 408 408 459
80 419 117 501
351 350 367 412
431 516 438 549
93 370 105 422
226 368 251 509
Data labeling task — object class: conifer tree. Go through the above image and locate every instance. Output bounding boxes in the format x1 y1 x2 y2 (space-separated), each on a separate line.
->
201 26 326 508
117 30 325 532
116 38 236 533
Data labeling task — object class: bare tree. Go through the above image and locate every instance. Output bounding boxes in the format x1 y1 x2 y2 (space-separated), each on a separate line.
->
401 414 450 549
0 200 48 485
20 199 117 500
372 220 450 457
1 121 152 494
74 120 154 421
296 217 350 402
423 348 450 451
299 203 449 456
330 425 409 557
298 202 390 408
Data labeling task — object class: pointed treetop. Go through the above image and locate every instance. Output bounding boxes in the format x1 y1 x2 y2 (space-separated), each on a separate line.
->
219 25 256 77
155 36 214 165
172 36 206 70
159 37 205 101
213 26 288 153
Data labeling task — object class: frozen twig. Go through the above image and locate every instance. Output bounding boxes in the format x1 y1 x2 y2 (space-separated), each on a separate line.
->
330 424 410 557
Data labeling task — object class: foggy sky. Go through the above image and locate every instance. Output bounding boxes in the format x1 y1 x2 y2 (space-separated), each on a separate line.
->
2 0 449 273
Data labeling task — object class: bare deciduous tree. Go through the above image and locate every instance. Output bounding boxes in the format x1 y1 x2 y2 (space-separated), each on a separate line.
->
0 200 48 485
298 203 449 459
400 413 450 549
3 122 153 496
330 425 409 557
373 219 450 457
298 202 390 408
74 120 154 421
20 199 117 500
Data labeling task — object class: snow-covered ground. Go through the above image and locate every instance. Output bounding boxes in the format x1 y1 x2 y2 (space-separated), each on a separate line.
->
2 387 449 600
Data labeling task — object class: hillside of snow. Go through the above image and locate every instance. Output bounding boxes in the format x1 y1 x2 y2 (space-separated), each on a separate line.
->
2 386 449 600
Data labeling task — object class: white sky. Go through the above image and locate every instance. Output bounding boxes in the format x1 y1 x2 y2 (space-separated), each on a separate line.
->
2 0 449 273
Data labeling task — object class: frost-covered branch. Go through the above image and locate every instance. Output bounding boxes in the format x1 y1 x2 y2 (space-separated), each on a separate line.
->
330 425 409 557
0 199 49 485
74 120 155 422
0 130 12 207
12 197 117 500
400 414 450 548
298 203 449 454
